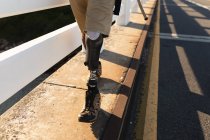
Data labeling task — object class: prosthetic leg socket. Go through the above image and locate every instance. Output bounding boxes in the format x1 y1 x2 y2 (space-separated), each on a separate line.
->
85 34 103 71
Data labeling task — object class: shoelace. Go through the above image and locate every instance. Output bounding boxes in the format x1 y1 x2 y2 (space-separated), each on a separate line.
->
88 71 98 88
90 70 98 80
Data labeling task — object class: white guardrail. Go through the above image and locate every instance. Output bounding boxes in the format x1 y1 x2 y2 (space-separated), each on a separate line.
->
0 0 69 18
0 0 143 104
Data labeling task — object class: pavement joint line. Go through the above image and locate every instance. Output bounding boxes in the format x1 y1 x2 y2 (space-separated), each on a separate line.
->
148 32 210 43
186 0 210 10
43 81 87 90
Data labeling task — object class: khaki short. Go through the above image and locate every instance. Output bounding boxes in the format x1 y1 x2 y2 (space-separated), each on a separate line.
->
69 0 115 36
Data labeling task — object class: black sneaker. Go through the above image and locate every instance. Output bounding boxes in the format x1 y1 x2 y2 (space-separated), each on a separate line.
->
78 88 101 122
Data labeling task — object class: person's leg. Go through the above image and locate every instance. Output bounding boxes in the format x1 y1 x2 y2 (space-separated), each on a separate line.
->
78 31 102 122
85 0 116 36
69 0 88 52
84 31 102 75
69 0 87 33
78 0 115 122
71 0 115 122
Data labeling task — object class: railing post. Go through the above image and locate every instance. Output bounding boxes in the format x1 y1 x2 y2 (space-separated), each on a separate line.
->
131 0 148 13
131 0 140 13
116 0 131 26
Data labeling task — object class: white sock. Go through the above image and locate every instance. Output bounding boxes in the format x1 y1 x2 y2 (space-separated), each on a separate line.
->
86 31 100 40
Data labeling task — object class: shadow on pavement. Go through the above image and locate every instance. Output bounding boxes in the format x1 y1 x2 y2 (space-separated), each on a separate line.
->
91 109 121 139
158 0 210 139
0 73 51 116
127 21 148 30
101 49 139 70
0 48 81 115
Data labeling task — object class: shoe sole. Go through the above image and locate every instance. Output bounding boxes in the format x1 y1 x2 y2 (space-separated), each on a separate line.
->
78 110 100 123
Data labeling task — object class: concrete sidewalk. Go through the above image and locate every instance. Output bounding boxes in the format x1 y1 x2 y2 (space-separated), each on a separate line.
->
0 1 156 139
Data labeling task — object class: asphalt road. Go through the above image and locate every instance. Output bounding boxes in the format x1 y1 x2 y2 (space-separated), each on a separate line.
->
157 0 210 139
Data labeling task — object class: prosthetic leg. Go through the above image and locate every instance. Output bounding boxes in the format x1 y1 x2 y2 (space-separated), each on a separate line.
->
78 33 103 122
